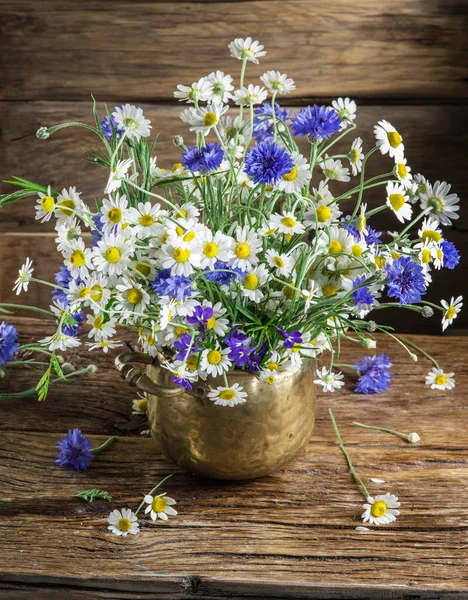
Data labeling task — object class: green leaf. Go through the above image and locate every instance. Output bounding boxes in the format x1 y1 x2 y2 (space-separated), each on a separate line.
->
51 354 65 380
74 489 112 503
236 305 262 325
36 363 52 401
0 499 12 503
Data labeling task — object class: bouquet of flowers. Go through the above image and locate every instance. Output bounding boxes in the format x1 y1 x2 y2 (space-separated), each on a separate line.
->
1 36 462 403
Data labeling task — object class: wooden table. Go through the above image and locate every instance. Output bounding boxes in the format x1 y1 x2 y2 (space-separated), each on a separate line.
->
1 317 467 599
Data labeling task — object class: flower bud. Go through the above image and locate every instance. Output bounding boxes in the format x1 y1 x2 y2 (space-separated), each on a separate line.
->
362 338 377 349
421 306 434 318
36 126 50 140
367 321 377 332
61 362 75 374
87 364 98 373
0 366 6 380
173 135 184 147
407 432 420 444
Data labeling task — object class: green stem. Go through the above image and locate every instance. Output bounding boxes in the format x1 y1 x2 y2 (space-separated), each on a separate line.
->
329 408 370 500
91 435 117 455
0 499 12 503
375 329 418 362
398 336 440 370
135 473 174 516
0 304 55 318
0 367 91 399
353 422 409 441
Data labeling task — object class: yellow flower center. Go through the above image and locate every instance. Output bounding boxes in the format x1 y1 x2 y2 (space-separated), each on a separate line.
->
329 240 343 254
146 333 156 345
152 496 167 512
207 349 222 365
266 361 279 371
118 517 132 532
161 233 169 244
172 163 183 172
69 249 86 267
391 251 400 260
219 389 236 401
243 273 259 290
175 209 188 219
90 284 103 301
175 226 184 236
283 285 293 299
322 285 336 297
435 374 447 385
370 500 387 517
349 148 359 164
356 215 367 232
175 326 188 337
136 398 148 412
139 214 154 227
58 199 75 216
387 131 402 148
78 287 90 298
396 163 407 178
105 247 121 264
186 354 198 370
291 342 301 353
93 315 104 329
265 376 276 384
108 207 122 224
206 315 216 330
389 193 406 211
316 205 332 223
203 112 218 127
436 248 443 260
135 262 151 277
421 248 432 264
263 227 276 236
428 196 444 214
281 216 296 228
422 230 441 243
127 288 143 304
351 244 362 258
273 256 285 268
173 247 190 263
203 242 219 258
282 166 298 182
375 256 386 269
446 306 456 320
235 243 251 259
183 231 196 243
265 185 274 192
41 195 55 212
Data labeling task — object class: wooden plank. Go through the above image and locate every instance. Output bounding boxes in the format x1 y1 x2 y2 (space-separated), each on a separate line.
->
1 101 467 232
1 0 467 102
0 321 468 596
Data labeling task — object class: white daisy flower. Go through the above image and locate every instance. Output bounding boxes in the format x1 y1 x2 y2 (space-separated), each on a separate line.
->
92 233 133 277
416 241 436 271
374 120 404 161
386 181 412 223
199 230 233 269
201 301 229 337
266 249 294 277
87 340 122 353
232 85 268 106
419 181 460 226
229 225 262 269
393 158 412 185
100 194 129 234
310 180 334 204
105 158 133 194
62 238 94 279
35 185 56 222
425 367 455 390
348 137 364 176
205 71 234 103
132 396 148 415
259 368 280 386
241 263 269 303
301 280 321 310
407 173 430 203
107 508 139 536
159 240 202 276
228 37 266 64
331 97 357 130
159 301 176 331
143 493 177 521
208 383 248 406
166 219 206 250
40 331 81 352
260 70 296 94
55 187 84 224
441 296 463 331
418 217 442 245
321 157 350 182
317 225 353 258
304 203 341 230
174 77 211 104
362 493 400 525
127 201 163 239
68 273 110 309
172 202 200 223
114 278 151 318
184 101 229 136
278 151 311 194
199 345 232 378
112 104 151 140
55 218 82 251
270 212 305 236
13 257 34 295
313 366 345 392
86 313 116 341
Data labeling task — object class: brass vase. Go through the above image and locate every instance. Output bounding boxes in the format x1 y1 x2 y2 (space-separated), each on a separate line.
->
116 352 316 480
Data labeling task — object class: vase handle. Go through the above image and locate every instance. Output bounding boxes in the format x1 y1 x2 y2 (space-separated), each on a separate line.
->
115 352 184 397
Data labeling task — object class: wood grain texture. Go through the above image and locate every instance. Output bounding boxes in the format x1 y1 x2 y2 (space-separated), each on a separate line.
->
0 318 468 598
1 0 467 101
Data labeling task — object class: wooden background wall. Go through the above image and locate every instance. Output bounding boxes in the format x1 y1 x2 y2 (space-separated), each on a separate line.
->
0 0 467 332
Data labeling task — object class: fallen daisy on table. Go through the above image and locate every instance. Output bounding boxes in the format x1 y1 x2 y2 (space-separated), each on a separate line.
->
425 367 455 390
107 508 140 536
143 492 178 521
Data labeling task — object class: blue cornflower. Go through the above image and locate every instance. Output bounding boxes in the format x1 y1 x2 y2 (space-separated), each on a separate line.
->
100 111 123 140
352 276 376 310
173 334 202 361
181 142 224 172
225 330 256 368
0 322 19 367
364 226 382 246
52 267 81 304
187 305 213 331
290 105 341 140
172 376 193 391
56 428 94 471
245 342 267 372
62 309 84 337
385 256 426 305
354 353 393 394
441 240 460 269
152 269 193 301
277 328 303 349
244 141 294 185
253 101 291 142
204 261 246 285
91 212 105 246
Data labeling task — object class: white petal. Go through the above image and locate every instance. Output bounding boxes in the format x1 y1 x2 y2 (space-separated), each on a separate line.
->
158 511 169 521
144 495 153 503
164 506 178 516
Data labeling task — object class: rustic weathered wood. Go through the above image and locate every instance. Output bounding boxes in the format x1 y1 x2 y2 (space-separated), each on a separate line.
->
0 317 468 598
1 0 467 101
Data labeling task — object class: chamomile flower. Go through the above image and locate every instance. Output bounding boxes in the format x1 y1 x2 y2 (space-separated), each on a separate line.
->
200 345 232 378
127 201 163 239
143 493 177 521
114 278 151 318
233 85 268 106
202 301 229 336
425 367 455 390
362 493 400 525
100 194 129 234
172 202 200 223
441 296 463 331
321 157 350 182
107 508 139 536
348 137 364 176
386 181 412 223
228 37 266 64
229 225 262 269
266 249 294 277
419 181 460 226
304 201 341 230
260 70 296 94
68 273 110 309
35 185 56 222
259 368 280 386
331 97 357 129
55 218 82 251
55 187 84 224
418 217 443 245
393 158 412 185
112 104 151 140
374 120 404 161
205 71 234 103
313 366 345 392
93 233 133 277
200 230 233 269
208 383 248 406
132 396 148 414
159 241 202 276
185 101 229 136
40 331 81 352
270 212 305 236
174 78 211 103
278 151 311 193
241 263 269 303
62 238 94 279
317 225 353 258
87 340 122 353
86 313 116 341
301 280 321 310
105 158 133 194
13 258 34 295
